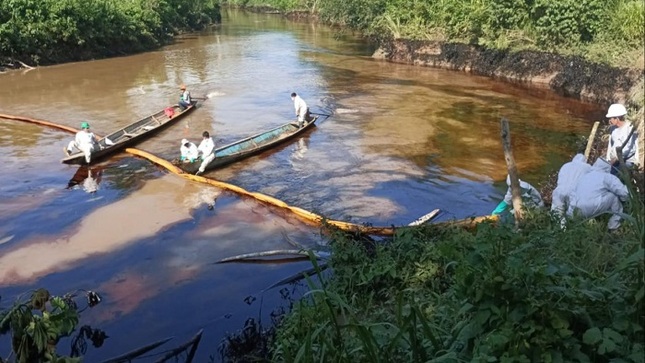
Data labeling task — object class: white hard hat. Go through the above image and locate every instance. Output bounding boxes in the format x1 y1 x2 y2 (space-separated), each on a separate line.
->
181 138 189 145
606 104 627 118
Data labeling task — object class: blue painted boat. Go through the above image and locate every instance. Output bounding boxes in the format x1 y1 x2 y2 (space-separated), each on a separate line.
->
178 116 318 174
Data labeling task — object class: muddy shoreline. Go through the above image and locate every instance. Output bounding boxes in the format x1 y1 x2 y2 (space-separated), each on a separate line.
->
373 40 643 106
372 39 644 170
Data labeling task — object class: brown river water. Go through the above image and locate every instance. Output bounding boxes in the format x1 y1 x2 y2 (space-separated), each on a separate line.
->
0 8 603 361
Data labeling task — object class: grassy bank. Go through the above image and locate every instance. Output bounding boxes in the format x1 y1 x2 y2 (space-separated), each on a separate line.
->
225 0 644 69
0 0 221 66
271 191 644 361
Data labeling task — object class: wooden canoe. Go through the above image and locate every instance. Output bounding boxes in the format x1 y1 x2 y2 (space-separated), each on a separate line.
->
178 116 318 174
61 102 197 165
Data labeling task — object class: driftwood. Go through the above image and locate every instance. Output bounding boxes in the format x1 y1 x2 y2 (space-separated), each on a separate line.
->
407 208 441 226
216 250 329 264
153 329 203 363
500 118 523 222
100 337 173 363
263 263 329 292
281 230 306 250
15 60 35 70
584 121 600 162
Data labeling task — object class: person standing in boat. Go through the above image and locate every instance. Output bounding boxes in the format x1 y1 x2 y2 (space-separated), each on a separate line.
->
180 138 199 163
196 131 215 175
179 85 192 110
65 122 99 164
291 92 311 128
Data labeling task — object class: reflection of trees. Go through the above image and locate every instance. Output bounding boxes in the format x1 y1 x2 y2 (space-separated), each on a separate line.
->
70 325 109 357
218 287 299 363
99 330 203 363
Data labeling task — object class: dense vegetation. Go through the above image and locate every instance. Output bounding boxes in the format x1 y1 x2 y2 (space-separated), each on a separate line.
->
271 183 644 361
0 0 221 65
0 289 103 363
226 0 644 67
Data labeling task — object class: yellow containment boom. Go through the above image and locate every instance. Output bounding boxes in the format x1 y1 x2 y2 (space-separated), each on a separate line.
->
1 113 499 236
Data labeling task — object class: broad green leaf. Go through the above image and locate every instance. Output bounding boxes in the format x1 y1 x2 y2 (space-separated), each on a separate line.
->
583 327 602 345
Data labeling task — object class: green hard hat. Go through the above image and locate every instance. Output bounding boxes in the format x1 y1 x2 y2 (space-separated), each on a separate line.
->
81 122 90 129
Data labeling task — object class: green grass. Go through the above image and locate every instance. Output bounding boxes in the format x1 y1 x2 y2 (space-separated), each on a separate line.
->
272 186 644 361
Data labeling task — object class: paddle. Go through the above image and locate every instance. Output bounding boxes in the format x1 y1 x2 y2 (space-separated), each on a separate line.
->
310 111 332 117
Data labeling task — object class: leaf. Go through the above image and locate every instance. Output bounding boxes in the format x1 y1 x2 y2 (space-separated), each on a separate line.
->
598 338 617 354
602 328 623 344
612 318 630 332
583 327 602 345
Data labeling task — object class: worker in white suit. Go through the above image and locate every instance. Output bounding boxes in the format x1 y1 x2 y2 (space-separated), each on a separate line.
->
567 158 629 230
492 175 544 215
551 154 592 218
196 131 215 175
180 138 199 163
605 103 640 172
66 122 99 164
291 92 310 128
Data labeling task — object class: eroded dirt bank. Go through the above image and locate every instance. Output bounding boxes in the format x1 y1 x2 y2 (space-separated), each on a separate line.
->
374 39 644 165
374 40 642 106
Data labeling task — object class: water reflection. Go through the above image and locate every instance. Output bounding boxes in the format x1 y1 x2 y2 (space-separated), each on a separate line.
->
67 166 103 193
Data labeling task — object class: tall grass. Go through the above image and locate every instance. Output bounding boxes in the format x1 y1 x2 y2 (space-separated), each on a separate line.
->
272 187 644 361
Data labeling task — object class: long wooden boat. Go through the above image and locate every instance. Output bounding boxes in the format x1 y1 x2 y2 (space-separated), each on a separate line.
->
61 102 197 165
178 116 318 174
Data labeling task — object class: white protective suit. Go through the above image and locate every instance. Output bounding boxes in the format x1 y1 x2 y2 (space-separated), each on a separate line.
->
493 175 544 215
551 154 591 216
67 130 98 163
292 94 308 125
180 139 199 162
197 136 216 173
567 158 629 230
607 122 640 166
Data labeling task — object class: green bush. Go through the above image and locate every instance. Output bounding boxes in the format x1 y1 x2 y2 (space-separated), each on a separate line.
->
0 0 221 65
272 193 644 361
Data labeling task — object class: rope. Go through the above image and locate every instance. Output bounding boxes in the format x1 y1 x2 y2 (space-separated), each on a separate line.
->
1 113 498 236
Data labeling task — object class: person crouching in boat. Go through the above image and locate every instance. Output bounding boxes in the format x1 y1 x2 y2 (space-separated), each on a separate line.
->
179 85 192 111
291 92 311 128
195 131 215 175
180 138 199 163
65 122 99 163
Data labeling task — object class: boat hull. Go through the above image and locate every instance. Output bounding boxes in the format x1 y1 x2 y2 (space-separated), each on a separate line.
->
62 103 197 165
178 117 317 174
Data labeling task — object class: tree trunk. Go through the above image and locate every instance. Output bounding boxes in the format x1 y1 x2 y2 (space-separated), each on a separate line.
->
500 118 523 222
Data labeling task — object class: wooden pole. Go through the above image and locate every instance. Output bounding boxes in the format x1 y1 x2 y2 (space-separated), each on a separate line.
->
583 121 600 162
500 118 523 222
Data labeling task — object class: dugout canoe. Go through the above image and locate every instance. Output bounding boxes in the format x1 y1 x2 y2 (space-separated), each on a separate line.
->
61 102 197 165
177 116 318 174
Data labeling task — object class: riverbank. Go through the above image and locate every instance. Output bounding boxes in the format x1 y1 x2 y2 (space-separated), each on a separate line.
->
236 2 645 163
372 39 645 178
0 0 221 70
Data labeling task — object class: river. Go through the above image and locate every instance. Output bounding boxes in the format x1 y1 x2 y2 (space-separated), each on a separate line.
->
0 8 603 362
